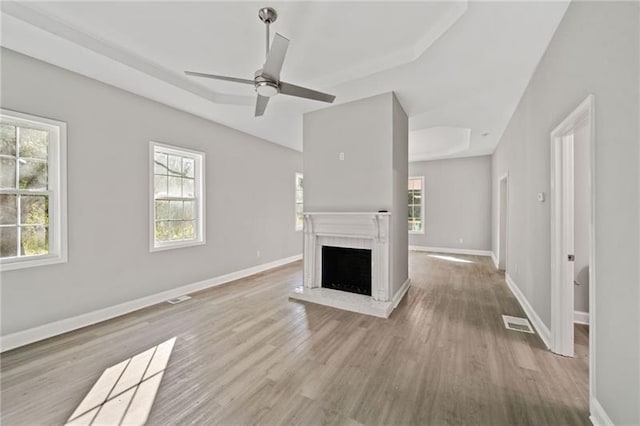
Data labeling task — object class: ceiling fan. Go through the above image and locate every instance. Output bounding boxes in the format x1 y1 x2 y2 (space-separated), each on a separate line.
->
185 7 336 117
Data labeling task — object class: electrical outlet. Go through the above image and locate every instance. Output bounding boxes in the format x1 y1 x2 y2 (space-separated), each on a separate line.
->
339 152 345 161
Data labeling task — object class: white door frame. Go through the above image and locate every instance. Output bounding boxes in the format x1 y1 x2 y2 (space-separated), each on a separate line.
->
497 173 509 270
549 94 595 371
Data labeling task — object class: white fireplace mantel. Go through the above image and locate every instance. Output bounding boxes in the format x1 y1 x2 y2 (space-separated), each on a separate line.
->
289 212 408 318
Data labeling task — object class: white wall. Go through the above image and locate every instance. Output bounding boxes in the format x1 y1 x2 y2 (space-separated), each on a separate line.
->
0 48 303 337
491 2 639 423
409 155 492 251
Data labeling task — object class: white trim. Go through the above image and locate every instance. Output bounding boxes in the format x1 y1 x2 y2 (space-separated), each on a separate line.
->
409 245 492 257
505 272 552 350
408 176 425 234
149 141 206 252
393 278 411 308
490 252 499 269
574 310 590 325
0 109 68 271
549 95 595 361
0 254 302 352
590 397 614 426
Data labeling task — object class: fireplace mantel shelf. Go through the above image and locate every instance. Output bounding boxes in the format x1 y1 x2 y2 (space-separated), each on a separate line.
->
303 212 391 216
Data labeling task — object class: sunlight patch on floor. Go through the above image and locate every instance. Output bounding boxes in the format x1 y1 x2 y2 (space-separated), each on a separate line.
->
65 337 176 426
427 254 474 264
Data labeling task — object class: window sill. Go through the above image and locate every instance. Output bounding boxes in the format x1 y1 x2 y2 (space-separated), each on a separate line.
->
150 239 205 252
0 253 68 272
409 230 424 235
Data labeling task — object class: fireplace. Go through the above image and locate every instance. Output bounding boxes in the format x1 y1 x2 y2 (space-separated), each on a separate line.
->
322 246 372 296
289 212 409 318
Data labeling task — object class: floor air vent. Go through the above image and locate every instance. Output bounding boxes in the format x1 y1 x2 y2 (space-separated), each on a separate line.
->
502 315 534 334
167 295 192 304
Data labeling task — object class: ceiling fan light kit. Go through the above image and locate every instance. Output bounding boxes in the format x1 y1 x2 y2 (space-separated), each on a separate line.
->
185 6 336 117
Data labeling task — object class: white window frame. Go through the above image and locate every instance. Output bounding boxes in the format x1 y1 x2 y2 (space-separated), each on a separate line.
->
0 109 68 271
408 176 425 235
149 141 205 252
295 172 303 231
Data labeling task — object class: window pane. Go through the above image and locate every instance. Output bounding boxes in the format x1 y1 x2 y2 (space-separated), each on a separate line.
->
168 176 182 197
0 194 17 224
168 155 182 176
0 124 16 156
296 203 303 215
21 225 48 256
170 222 183 240
19 128 48 159
296 190 303 203
183 178 195 197
155 200 169 220
183 201 195 220
0 158 16 189
0 226 18 257
170 200 183 220
21 195 48 225
155 221 170 242
414 206 421 220
183 158 195 178
154 152 168 175
19 159 47 189
154 175 167 197
183 221 195 239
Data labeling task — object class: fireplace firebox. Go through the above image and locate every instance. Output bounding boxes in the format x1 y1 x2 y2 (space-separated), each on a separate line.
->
321 246 372 296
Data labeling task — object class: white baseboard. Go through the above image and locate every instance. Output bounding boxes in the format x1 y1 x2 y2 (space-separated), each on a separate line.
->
574 310 590 325
590 397 614 426
393 278 411 308
0 254 303 352
504 272 551 350
491 252 499 269
409 245 493 257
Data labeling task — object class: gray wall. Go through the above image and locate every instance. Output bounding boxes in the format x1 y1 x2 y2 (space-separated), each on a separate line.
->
391 95 409 294
0 48 303 336
303 92 408 293
491 2 639 423
408 156 492 251
303 93 393 212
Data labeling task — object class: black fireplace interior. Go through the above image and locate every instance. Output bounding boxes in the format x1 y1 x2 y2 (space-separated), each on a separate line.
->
322 246 372 296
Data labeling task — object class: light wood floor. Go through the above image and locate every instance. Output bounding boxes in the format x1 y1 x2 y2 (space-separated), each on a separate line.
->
1 252 589 425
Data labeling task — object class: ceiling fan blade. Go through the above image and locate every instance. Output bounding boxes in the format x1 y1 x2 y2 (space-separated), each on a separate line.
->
255 95 270 117
184 71 254 85
261 33 289 81
279 82 336 103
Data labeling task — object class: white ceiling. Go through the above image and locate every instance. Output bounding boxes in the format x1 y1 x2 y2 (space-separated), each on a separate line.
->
0 1 569 160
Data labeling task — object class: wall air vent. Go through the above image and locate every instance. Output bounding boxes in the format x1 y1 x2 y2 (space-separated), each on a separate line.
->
167 295 192 305
502 315 534 334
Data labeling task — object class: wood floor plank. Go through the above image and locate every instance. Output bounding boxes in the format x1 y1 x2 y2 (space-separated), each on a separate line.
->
0 252 589 425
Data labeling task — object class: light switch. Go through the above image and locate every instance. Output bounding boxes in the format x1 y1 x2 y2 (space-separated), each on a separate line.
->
339 152 345 161
537 192 545 202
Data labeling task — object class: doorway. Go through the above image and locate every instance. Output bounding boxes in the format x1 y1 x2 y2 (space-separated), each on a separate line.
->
497 174 509 270
550 95 594 363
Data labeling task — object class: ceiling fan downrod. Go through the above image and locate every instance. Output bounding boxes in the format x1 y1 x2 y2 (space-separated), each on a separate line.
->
258 7 278 57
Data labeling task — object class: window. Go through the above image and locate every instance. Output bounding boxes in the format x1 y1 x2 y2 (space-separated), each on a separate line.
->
0 109 67 271
408 176 424 234
295 173 303 230
150 142 204 251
